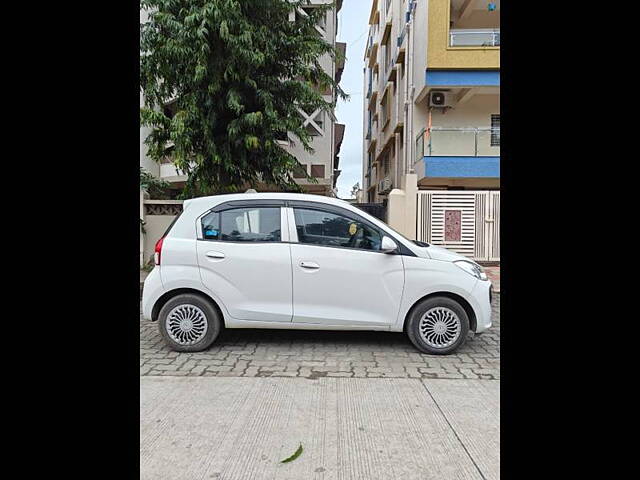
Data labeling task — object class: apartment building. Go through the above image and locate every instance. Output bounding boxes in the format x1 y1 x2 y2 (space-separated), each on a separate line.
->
362 0 500 261
140 1 346 197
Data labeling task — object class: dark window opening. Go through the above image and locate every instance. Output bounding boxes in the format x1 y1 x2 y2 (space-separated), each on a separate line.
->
293 163 307 178
311 164 325 178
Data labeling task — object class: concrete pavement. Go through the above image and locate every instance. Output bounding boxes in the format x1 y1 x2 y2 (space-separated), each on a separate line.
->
140 376 499 480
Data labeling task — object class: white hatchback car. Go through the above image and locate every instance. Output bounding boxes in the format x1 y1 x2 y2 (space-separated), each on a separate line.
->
142 193 492 355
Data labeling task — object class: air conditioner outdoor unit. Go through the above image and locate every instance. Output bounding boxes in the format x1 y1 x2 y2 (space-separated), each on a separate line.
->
429 91 454 108
378 177 392 194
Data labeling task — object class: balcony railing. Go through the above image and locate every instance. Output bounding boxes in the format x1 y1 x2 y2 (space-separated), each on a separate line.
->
416 127 500 158
450 28 500 47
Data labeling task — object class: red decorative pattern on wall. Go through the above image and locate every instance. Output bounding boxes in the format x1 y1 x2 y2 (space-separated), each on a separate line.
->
444 210 462 242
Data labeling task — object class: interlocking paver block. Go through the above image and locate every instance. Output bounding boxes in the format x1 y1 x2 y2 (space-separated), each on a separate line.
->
140 296 500 379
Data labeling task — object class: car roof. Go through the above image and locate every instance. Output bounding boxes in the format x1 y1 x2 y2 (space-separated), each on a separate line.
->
183 192 352 211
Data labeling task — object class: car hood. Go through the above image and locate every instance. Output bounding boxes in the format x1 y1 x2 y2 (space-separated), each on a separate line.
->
412 243 470 263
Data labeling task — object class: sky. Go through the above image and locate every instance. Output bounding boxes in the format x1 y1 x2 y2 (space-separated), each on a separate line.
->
334 0 372 199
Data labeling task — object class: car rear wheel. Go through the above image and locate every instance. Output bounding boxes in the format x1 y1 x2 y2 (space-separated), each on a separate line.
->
406 296 469 355
158 293 221 352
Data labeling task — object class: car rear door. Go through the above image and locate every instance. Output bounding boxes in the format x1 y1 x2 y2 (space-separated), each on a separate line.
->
287 203 405 327
195 201 293 323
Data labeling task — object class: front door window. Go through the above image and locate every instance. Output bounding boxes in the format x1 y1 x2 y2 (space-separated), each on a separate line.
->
293 208 382 251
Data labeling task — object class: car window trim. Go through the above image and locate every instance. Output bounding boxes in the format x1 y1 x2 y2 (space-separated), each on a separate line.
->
209 200 286 212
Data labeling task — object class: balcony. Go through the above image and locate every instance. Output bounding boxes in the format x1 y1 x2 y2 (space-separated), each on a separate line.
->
416 127 500 180
425 127 499 157
368 37 379 68
159 160 188 183
368 0 380 25
450 28 500 47
426 0 500 70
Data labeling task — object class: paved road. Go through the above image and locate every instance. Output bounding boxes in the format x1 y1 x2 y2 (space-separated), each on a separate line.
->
141 376 499 480
140 296 499 380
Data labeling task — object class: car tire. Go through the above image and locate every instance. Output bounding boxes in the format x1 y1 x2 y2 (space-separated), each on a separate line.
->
406 296 470 355
158 293 222 352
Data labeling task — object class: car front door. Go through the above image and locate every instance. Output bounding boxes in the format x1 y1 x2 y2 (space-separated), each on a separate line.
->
287 203 405 327
196 202 293 323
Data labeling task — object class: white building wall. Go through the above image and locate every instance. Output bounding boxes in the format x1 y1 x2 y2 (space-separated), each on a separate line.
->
282 0 339 195
140 91 159 177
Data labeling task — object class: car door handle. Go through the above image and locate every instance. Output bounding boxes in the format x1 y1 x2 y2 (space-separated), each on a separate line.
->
206 251 225 259
299 261 319 270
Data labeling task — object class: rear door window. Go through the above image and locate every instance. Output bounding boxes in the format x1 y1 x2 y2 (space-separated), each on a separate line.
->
201 207 281 242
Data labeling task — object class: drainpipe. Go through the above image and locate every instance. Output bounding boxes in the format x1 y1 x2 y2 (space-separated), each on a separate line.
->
404 0 416 176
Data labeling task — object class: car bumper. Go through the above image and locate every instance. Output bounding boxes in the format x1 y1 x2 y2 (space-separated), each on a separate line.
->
141 267 165 321
470 279 493 333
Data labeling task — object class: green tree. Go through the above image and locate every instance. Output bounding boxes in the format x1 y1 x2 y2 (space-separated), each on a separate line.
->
140 166 172 199
140 0 347 197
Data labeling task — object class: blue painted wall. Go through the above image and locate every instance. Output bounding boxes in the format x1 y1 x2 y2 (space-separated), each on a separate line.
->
426 70 500 87
423 156 500 178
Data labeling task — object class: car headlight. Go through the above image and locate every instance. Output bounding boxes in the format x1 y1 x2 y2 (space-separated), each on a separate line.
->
454 260 488 281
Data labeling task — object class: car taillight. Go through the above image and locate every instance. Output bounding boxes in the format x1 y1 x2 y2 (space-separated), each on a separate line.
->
154 237 164 266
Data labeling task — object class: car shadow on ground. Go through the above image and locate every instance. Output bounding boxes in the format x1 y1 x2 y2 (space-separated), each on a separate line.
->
213 327 486 353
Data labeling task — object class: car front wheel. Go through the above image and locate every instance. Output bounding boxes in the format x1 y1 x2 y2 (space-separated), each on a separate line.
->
157 293 221 352
406 296 470 355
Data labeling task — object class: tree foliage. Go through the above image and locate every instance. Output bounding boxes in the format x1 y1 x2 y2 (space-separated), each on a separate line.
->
140 166 172 199
140 0 347 197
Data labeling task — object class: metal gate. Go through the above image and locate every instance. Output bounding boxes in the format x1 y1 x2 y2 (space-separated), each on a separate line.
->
416 190 500 262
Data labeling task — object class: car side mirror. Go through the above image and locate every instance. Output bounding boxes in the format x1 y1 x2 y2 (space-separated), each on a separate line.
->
381 236 398 254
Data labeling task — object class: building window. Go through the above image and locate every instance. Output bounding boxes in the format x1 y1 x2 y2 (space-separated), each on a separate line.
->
292 163 307 178
311 164 325 178
491 114 500 147
379 149 390 175
304 110 324 136
384 38 393 73
381 92 390 128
